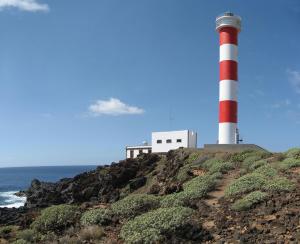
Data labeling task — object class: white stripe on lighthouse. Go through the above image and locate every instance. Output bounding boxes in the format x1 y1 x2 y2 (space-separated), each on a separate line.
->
219 44 238 62
219 80 238 101
219 123 237 144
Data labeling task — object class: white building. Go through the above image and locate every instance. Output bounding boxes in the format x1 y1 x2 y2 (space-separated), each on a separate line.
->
126 130 197 159
152 130 197 153
126 144 152 159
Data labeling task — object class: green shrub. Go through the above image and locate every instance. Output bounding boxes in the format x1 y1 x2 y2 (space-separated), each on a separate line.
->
285 148 300 159
202 158 223 170
80 208 113 226
160 192 186 208
248 160 267 171
253 164 277 178
16 229 41 242
58 235 82 244
120 207 194 244
12 240 30 244
176 164 198 183
278 158 300 170
202 157 234 174
186 152 203 164
111 194 161 219
230 152 249 163
0 225 18 239
31 204 80 233
241 155 261 169
161 173 220 207
78 225 104 241
183 173 220 200
225 173 267 197
208 161 234 174
263 177 295 192
232 191 267 211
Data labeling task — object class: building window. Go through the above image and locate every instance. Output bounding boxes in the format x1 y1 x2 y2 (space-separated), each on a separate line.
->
166 139 172 143
130 150 134 158
139 149 143 155
148 149 152 153
157 140 162 144
177 139 182 143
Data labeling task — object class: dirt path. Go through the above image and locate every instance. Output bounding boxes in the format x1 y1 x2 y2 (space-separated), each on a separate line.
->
204 170 238 208
202 170 239 230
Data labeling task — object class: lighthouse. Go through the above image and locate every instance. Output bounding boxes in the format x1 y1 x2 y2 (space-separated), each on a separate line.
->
216 12 241 144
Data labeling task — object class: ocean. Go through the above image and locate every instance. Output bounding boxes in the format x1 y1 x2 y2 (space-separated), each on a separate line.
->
0 165 97 208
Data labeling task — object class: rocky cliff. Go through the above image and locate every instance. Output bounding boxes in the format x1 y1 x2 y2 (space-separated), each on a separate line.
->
1 148 300 243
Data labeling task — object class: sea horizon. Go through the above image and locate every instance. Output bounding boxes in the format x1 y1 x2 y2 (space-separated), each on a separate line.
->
0 165 99 208
0 164 104 169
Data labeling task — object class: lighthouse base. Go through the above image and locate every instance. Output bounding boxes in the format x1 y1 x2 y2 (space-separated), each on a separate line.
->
203 144 267 153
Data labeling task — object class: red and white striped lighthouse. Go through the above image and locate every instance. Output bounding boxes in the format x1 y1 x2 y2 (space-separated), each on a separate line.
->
216 12 241 144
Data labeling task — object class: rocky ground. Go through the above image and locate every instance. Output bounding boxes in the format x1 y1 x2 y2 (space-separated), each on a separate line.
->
1 148 300 243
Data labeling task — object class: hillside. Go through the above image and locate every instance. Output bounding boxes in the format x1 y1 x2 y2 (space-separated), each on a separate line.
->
1 147 300 243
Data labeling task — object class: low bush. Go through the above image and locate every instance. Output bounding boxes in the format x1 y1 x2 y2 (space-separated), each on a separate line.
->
253 164 277 178
278 158 300 170
285 148 300 159
111 194 161 219
201 157 234 174
80 208 113 226
16 229 41 243
78 225 105 242
160 192 186 208
248 160 267 171
0 225 18 239
186 152 203 164
225 173 267 197
31 204 80 234
12 240 30 244
263 177 295 192
183 173 220 200
230 151 250 163
58 235 82 244
232 191 267 211
120 207 194 243
161 173 220 207
241 155 261 169
202 158 223 170
176 164 198 183
208 161 234 174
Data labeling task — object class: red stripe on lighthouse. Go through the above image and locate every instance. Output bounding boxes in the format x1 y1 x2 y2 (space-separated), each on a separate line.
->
219 27 238 45
219 100 237 123
220 60 238 81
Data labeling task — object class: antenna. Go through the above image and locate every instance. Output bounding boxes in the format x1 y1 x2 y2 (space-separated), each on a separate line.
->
169 106 175 130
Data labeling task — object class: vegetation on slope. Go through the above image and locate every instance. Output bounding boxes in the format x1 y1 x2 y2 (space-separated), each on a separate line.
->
2 147 300 243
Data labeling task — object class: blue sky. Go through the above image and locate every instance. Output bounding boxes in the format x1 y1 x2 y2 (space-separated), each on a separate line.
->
0 0 299 167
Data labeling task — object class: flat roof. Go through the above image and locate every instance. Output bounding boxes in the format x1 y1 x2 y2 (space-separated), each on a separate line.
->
126 145 152 149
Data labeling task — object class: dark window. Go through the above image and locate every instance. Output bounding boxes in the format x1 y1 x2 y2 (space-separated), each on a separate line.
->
139 149 143 155
157 140 162 144
148 149 152 153
177 139 182 143
130 150 134 158
166 139 172 143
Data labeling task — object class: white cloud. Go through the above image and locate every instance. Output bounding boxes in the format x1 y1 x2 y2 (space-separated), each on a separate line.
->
88 98 144 116
0 0 49 12
271 99 291 109
287 69 300 94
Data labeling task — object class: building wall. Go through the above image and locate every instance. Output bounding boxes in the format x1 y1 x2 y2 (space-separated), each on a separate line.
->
152 130 197 153
126 147 152 159
188 130 197 148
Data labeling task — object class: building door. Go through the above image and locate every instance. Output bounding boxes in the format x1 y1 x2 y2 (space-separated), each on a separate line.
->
130 150 134 158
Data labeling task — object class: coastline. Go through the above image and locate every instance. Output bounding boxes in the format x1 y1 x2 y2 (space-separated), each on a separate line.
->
0 191 26 208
